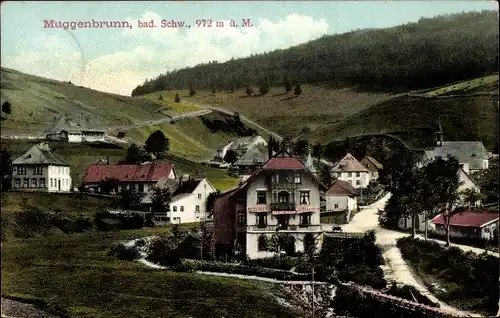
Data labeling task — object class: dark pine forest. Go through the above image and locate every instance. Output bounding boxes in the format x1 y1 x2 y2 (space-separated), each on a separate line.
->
131 11 498 96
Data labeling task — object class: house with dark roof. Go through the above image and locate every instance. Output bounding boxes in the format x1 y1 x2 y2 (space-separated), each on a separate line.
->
11 143 72 192
422 141 490 174
325 180 359 213
431 211 498 240
360 156 383 181
44 115 105 143
230 144 269 176
140 176 216 224
212 149 328 260
82 162 176 194
331 153 371 188
214 135 267 162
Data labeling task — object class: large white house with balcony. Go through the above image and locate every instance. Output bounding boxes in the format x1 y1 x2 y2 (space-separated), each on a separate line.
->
331 153 371 188
11 143 72 192
213 149 327 260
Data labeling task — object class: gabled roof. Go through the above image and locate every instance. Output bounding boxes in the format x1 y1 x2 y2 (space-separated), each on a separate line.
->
424 141 489 170
360 156 383 171
232 144 268 166
44 115 104 135
229 135 266 150
83 163 174 183
325 180 358 197
432 211 498 228
331 153 369 172
12 143 70 166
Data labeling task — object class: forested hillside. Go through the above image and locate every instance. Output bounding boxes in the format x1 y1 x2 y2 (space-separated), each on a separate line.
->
132 10 498 96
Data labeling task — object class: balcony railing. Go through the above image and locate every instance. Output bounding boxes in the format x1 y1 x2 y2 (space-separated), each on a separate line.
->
271 182 296 191
247 224 324 232
270 202 296 211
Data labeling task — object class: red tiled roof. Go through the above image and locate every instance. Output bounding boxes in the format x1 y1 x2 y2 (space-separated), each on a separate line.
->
263 157 305 169
432 211 499 227
83 163 174 183
325 180 358 197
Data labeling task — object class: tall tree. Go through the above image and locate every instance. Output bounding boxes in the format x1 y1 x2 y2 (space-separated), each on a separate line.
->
293 83 302 96
424 156 463 246
459 188 483 208
151 187 172 213
145 130 169 157
124 144 144 164
2 101 12 114
293 139 310 157
284 76 292 92
0 149 13 191
119 189 141 210
174 93 181 103
189 84 196 96
312 143 323 170
259 79 270 95
319 164 333 189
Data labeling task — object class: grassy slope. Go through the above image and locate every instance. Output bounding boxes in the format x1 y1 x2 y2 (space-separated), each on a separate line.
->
0 68 173 135
2 230 295 318
126 113 238 162
187 85 393 137
188 75 499 150
1 139 239 191
143 90 201 114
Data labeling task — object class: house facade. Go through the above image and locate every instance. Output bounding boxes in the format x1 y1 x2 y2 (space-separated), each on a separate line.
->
44 115 105 143
431 211 498 240
82 162 176 193
325 180 358 212
360 156 383 182
213 150 327 260
11 143 72 192
331 153 371 188
230 145 269 176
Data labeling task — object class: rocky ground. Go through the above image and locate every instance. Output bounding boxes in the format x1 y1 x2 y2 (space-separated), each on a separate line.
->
1 298 60 318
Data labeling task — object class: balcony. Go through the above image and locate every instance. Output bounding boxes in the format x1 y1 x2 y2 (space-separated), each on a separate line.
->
270 202 296 211
247 224 324 232
271 182 296 191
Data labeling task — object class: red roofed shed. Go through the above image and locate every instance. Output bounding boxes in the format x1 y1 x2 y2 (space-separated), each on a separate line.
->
431 211 498 240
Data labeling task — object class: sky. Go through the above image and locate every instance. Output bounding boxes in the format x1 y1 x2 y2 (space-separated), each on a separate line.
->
1 1 497 96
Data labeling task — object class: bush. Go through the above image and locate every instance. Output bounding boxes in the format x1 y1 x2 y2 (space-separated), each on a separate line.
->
108 243 141 261
14 209 53 237
243 256 299 271
94 212 144 231
146 233 182 266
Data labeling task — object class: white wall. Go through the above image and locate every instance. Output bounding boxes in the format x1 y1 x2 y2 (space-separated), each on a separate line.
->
169 178 216 224
326 195 357 212
81 131 106 143
68 133 82 143
332 171 370 188
12 165 71 192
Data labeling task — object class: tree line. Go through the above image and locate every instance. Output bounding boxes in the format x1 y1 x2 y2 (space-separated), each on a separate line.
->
131 10 498 96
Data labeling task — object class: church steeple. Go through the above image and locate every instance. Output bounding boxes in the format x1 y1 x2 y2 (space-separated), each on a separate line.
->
434 116 443 147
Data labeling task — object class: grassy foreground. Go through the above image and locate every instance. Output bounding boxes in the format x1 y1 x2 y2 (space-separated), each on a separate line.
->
2 229 296 318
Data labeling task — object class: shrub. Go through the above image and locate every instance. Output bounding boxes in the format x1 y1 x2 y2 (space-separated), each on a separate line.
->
146 233 182 266
108 243 141 261
243 256 299 271
14 208 53 237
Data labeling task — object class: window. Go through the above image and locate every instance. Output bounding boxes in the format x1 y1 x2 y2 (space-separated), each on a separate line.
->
258 235 268 251
180 206 184 212
39 178 45 188
348 172 352 177
173 206 177 212
272 174 279 184
294 173 301 184
356 180 361 185
34 166 43 175
257 191 266 205
198 193 202 199
299 191 310 205
17 166 26 175
31 178 37 188
356 172 360 177
23 178 28 188
256 214 267 227
195 205 200 212
334 204 339 209
237 211 245 225
14 178 20 188
484 228 490 233
300 214 311 226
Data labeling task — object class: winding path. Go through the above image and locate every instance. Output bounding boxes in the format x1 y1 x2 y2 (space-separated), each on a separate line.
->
342 194 484 317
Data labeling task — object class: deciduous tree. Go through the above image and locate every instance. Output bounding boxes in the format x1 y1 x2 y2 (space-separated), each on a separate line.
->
145 130 169 157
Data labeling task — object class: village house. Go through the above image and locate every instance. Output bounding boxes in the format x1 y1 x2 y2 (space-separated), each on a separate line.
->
82 162 176 193
230 144 269 176
331 153 371 188
360 156 383 182
11 142 72 192
44 115 106 143
398 165 481 231
212 149 327 260
431 211 498 241
140 176 216 224
421 123 490 174
214 135 267 161
325 180 358 213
